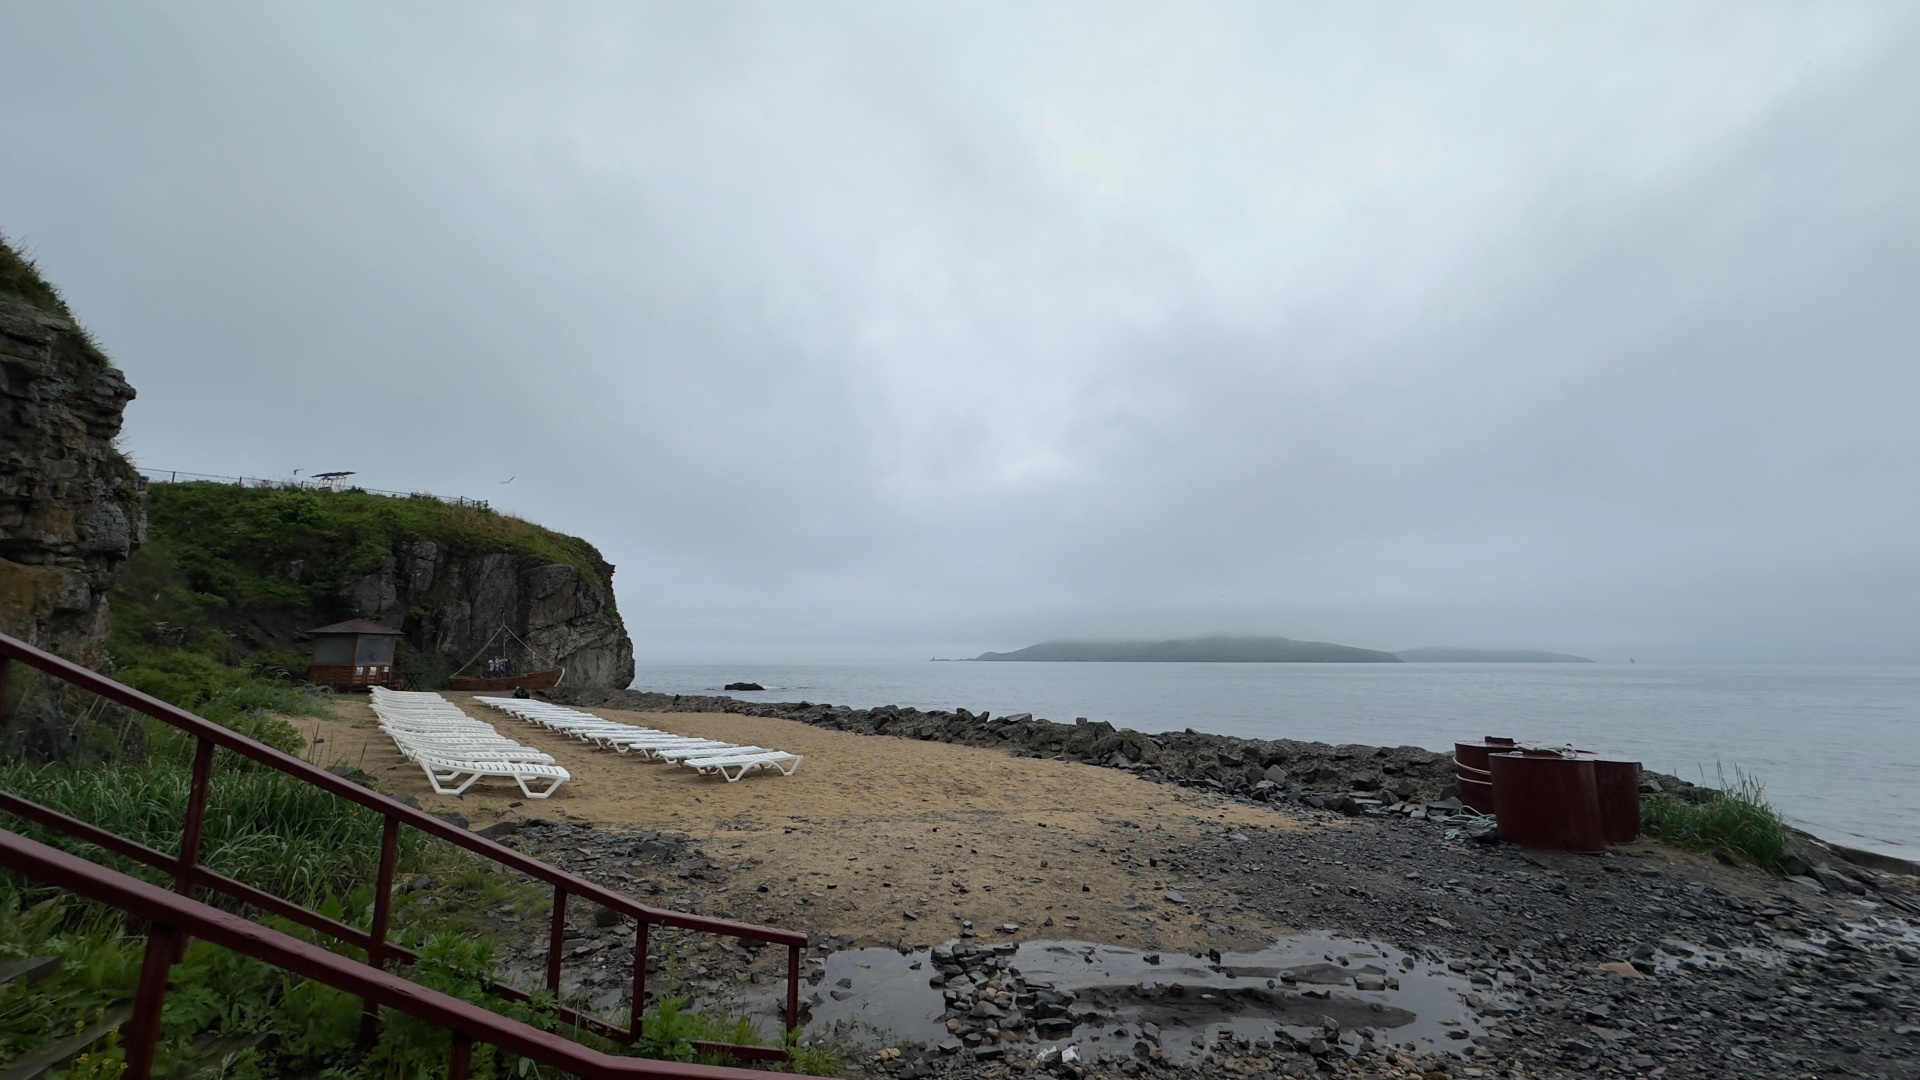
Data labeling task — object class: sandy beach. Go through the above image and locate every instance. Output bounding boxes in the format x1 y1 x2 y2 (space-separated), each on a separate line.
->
304 694 1302 952
300 693 1920 1079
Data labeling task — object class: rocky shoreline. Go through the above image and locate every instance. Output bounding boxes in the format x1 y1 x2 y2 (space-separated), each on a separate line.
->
473 804 1920 1080
521 687 1920 1079
553 687 1705 817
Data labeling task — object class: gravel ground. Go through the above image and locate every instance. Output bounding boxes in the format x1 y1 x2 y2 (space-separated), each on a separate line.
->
467 789 1918 1080
339 690 1919 1079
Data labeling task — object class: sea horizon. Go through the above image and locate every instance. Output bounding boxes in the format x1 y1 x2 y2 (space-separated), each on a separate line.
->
626 660 1920 862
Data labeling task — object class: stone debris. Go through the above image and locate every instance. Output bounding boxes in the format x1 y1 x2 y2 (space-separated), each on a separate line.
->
491 699 1920 1080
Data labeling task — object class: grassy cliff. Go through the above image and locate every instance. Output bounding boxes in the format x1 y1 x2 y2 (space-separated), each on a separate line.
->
110 481 620 693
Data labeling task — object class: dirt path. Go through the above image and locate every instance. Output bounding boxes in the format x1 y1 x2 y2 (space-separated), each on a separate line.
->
300 694 1301 952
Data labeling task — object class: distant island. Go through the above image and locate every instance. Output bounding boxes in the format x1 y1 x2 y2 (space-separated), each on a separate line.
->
1394 647 1594 663
973 634 1401 663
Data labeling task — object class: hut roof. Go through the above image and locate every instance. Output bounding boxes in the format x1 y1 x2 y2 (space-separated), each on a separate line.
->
307 619 403 636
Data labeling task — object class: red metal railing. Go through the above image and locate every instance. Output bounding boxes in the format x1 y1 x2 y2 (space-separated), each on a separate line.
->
0 632 806 1074
0 827 774 1079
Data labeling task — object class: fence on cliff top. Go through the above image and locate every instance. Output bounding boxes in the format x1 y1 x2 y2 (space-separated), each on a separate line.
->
139 468 490 510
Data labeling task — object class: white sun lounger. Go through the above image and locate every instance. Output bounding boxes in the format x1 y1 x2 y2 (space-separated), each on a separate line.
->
602 736 737 757
462 695 800 781
368 691 569 796
410 751 570 798
381 734 557 765
679 750 803 782
649 743 768 763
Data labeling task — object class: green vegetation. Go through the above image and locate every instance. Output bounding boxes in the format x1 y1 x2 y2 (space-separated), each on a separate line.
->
0 745 829 1076
0 757 434 904
1642 767 1792 871
110 481 611 689
4 538 817 1076
0 231 119 388
0 231 78 317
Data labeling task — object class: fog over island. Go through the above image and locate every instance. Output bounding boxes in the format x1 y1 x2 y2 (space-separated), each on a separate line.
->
975 635 1401 663
1395 648 1595 664
3 3 1914 663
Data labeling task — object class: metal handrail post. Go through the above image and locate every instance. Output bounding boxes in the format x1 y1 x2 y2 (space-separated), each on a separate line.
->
547 888 569 993
361 814 403 1046
629 922 649 1041
123 923 182 1080
786 943 801 1035
367 815 401 963
176 737 216 895
448 1033 474 1080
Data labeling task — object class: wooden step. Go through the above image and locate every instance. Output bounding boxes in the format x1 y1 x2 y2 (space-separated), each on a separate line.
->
0 956 61 987
0 1003 136 1080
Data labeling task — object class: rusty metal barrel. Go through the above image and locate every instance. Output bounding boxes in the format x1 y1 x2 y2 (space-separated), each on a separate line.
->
1453 736 1517 814
1587 756 1641 843
1488 750 1606 853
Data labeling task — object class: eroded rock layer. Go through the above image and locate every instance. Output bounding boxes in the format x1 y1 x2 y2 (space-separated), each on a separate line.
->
0 293 144 665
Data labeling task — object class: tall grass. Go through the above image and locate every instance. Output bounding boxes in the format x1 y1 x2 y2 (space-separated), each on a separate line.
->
1641 766 1791 870
0 758 433 905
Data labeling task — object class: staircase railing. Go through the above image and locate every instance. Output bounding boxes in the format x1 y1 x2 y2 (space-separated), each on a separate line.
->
0 632 806 1074
0 826 776 1080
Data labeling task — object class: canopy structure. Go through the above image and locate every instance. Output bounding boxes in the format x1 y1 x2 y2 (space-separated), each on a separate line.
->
306 619 403 690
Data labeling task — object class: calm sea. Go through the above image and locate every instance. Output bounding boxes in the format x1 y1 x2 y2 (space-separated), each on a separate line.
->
627 663 1920 861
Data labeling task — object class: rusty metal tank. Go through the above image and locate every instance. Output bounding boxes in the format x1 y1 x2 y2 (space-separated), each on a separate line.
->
1453 736 1517 814
1488 750 1606 853
1586 756 1641 843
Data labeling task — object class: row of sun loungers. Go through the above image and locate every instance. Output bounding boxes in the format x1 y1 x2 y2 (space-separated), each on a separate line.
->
368 687 571 798
473 696 804 783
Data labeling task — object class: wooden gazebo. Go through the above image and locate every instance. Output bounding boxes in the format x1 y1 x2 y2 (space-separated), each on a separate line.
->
306 619 403 690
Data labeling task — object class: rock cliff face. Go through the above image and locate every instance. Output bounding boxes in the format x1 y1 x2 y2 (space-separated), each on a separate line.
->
336 540 634 687
0 279 145 666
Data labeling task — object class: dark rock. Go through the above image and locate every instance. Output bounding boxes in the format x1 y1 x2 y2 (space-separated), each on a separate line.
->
723 682 764 691
1035 1017 1074 1038
1812 865 1867 895
326 765 378 787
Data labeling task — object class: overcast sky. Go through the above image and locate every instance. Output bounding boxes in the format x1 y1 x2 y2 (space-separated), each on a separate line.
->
4 2 1915 663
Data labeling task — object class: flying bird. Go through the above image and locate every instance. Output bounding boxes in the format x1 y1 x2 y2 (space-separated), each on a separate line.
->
502 476 515 484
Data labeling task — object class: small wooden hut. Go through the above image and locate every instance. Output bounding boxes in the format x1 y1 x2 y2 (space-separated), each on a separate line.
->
306 619 403 690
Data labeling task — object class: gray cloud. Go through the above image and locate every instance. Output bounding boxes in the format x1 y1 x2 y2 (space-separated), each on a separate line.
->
5 1 1915 662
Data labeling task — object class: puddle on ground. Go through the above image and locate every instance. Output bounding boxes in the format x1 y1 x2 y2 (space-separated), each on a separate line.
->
742 936 1500 1063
